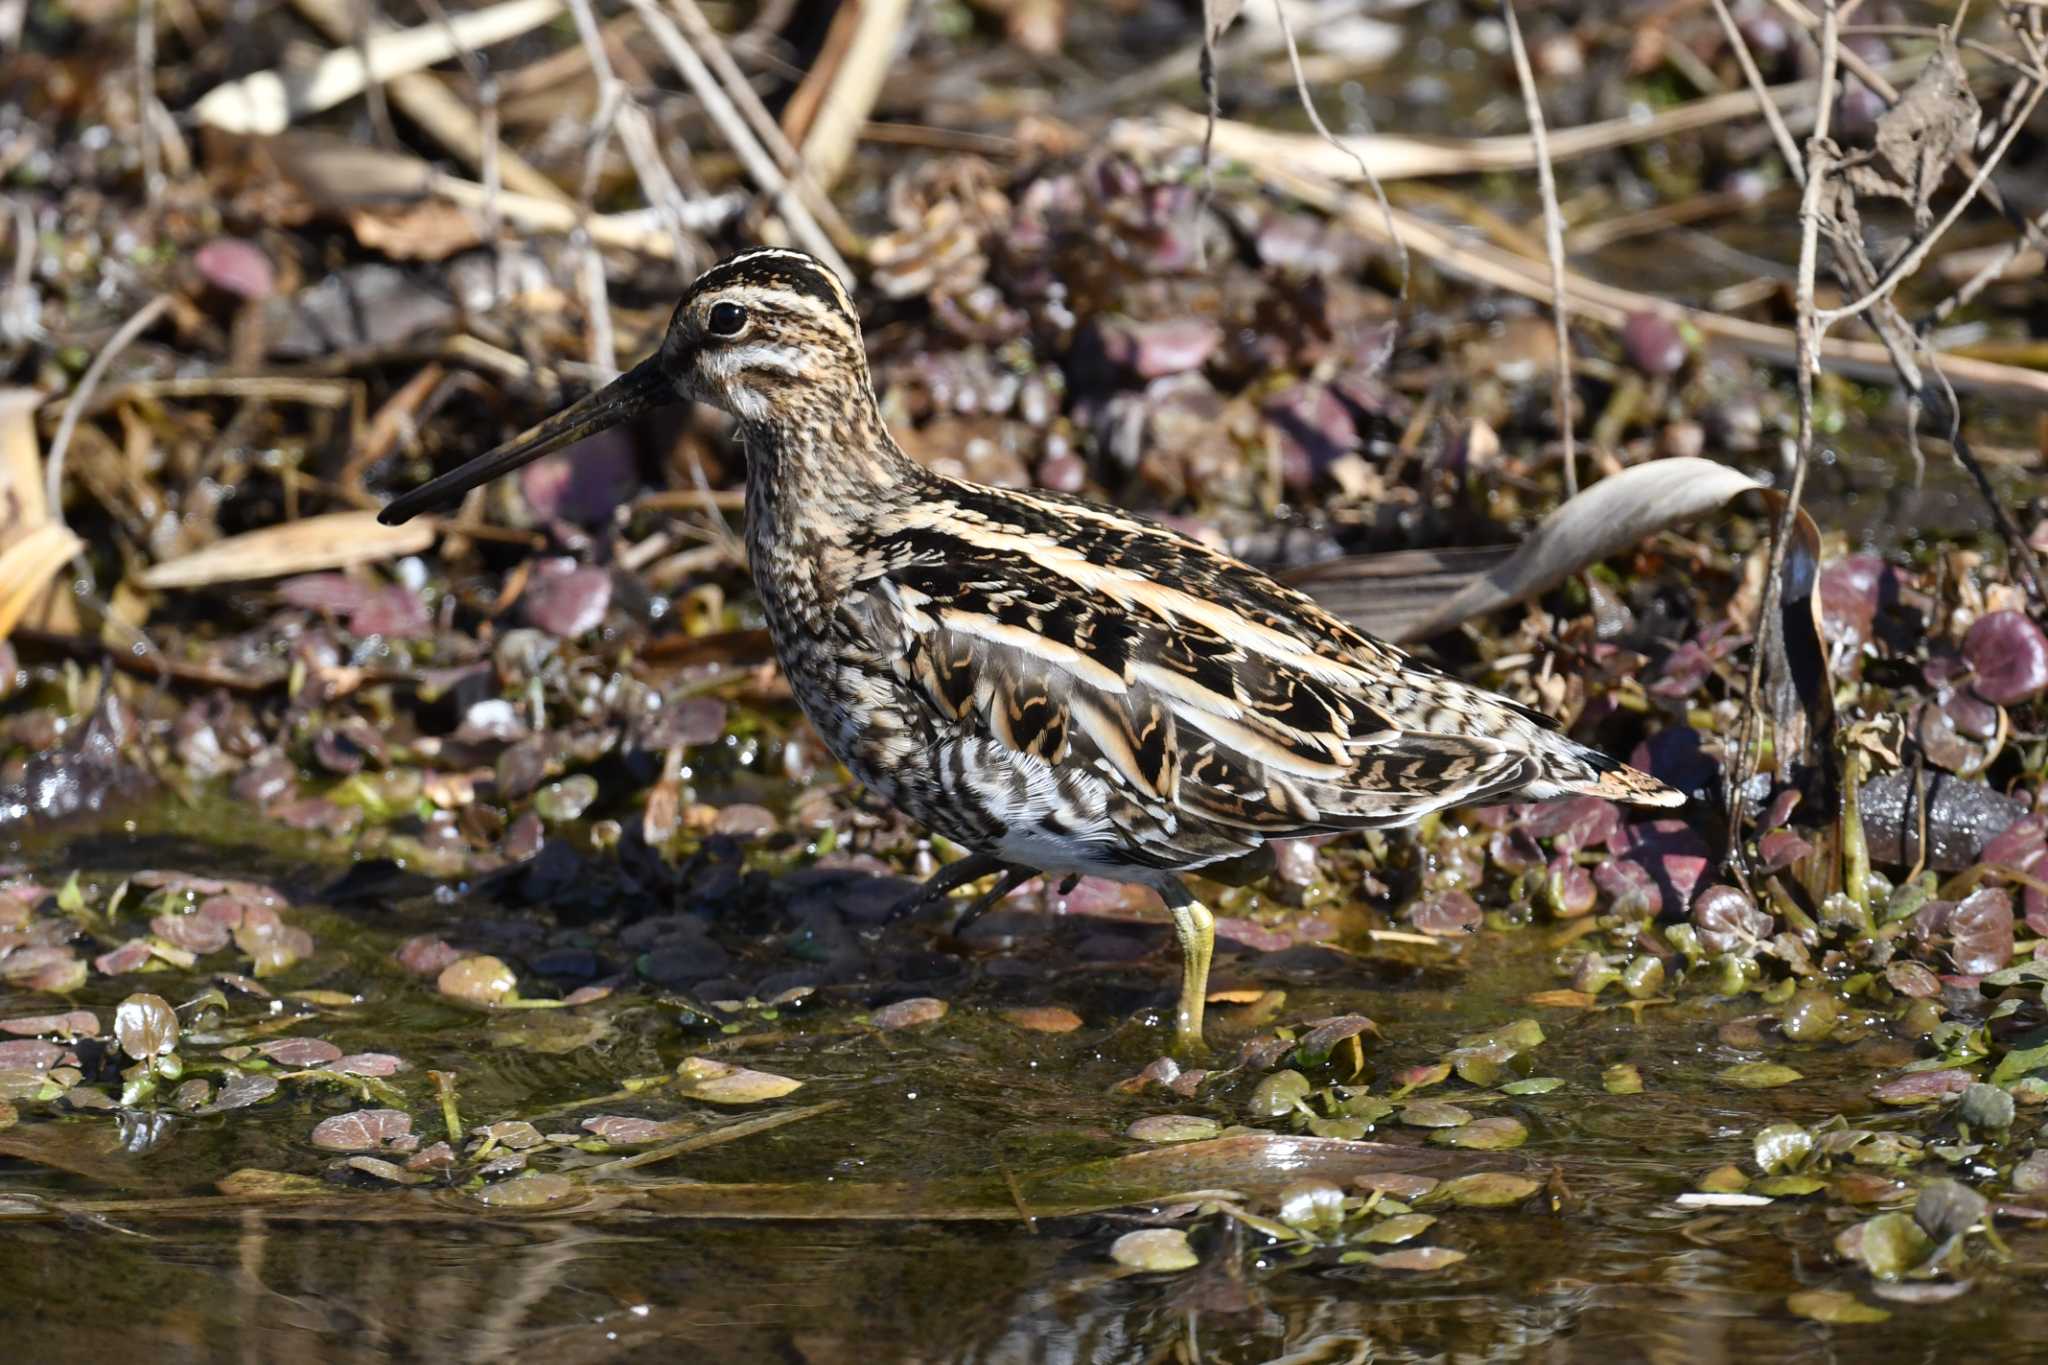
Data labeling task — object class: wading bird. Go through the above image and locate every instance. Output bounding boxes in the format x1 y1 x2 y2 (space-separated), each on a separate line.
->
380 247 1682 1053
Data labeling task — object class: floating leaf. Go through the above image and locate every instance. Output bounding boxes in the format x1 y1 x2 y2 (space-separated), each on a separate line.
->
1359 1246 1467 1271
1110 1227 1199 1272
1602 1063 1644 1094
674 1057 802 1105
437 955 520 1007
254 1037 343 1068
1755 1123 1814 1174
1002 1006 1082 1033
1360 1212 1436 1244
330 1053 404 1077
1846 1211 1934 1280
1127 1115 1222 1144
1430 1116 1526 1150
1718 1062 1802 1090
1275 1177 1347 1232
870 997 948 1030
1950 887 2014 976
1753 1174 1826 1197
472 1172 578 1208
1963 610 2048 705
1296 1015 1378 1061
1499 1077 1564 1095
1398 1100 1471 1129
203 1073 279 1113
1787 1289 1891 1324
1422 1172 1542 1208
310 1108 415 1152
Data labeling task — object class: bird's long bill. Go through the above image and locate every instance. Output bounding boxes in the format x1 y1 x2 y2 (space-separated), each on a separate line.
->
377 354 675 525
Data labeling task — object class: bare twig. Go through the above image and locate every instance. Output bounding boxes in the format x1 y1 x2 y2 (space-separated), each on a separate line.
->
1728 0 1842 860
1817 70 2047 325
663 0 857 250
135 0 162 205
789 0 911 194
1500 0 1574 496
282 0 570 203
1271 0 1407 300
625 0 851 277
1709 0 1805 181
565 0 699 268
1113 122 2048 402
43 293 171 528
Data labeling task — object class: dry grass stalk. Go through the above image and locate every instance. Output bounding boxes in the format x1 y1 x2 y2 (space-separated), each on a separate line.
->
1499 0 1576 497
196 0 564 148
624 0 851 277
1113 123 2048 403
790 0 912 194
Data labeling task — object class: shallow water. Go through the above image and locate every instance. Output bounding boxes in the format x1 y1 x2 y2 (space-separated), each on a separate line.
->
3 804 2042 1364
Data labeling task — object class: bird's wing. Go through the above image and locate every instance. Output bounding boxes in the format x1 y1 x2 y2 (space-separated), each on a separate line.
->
843 487 1549 857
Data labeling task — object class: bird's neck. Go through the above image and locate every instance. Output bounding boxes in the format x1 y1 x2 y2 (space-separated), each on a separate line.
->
739 383 916 540
739 382 918 631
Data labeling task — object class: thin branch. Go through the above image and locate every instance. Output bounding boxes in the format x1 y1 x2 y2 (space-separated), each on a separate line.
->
43 294 172 527
624 0 851 279
1728 0 1841 859
663 0 856 249
1816 69 2047 325
1709 0 1805 181
1500 0 1575 497
1271 0 1407 300
135 0 162 204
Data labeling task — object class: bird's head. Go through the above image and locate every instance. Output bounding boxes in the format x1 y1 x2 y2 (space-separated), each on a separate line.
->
378 248 866 526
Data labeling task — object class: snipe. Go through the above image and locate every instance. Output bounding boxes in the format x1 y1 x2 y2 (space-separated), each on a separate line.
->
381 247 1683 1053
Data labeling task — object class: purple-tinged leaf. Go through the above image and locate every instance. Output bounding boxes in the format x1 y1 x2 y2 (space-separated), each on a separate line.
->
522 561 611 638
1950 887 2014 976
1964 610 2048 705
310 1108 416 1152
1693 885 1772 956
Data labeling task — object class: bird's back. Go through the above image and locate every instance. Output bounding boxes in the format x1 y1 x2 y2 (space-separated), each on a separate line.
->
781 471 1678 880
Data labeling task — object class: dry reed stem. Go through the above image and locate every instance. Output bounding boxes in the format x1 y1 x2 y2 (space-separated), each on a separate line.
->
1499 0 1575 497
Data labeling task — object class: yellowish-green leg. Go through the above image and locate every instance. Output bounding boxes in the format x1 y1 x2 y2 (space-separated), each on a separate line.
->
1163 881 1214 1056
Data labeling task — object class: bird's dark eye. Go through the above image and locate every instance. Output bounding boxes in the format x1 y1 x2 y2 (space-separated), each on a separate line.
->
706 301 748 337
